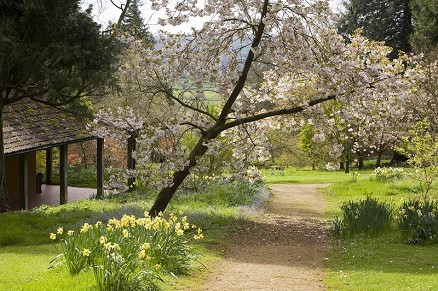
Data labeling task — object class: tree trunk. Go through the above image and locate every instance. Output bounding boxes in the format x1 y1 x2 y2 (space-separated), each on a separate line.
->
127 132 136 190
149 138 208 215
376 150 383 168
358 156 364 169
345 160 350 174
0 99 11 212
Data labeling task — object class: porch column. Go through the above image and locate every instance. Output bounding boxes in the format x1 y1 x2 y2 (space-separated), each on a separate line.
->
19 154 29 210
127 132 136 190
59 144 68 205
96 138 104 199
46 148 53 185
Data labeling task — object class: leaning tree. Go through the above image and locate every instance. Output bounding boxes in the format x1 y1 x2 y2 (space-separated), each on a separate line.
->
0 0 118 211
93 0 420 215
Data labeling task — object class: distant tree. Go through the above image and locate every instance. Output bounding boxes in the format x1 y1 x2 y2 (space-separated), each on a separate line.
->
408 1 438 135
120 0 155 43
338 0 413 57
410 0 438 51
0 0 118 211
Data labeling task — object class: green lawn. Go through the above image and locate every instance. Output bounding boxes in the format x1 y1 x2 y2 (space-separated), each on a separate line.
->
0 245 95 290
325 234 438 290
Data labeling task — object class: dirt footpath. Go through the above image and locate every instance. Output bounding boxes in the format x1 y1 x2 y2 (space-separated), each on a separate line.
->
200 184 331 291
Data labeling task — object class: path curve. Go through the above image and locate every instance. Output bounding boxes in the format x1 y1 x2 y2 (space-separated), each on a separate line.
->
200 184 331 291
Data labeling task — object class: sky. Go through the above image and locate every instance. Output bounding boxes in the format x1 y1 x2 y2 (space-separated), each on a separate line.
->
81 0 344 34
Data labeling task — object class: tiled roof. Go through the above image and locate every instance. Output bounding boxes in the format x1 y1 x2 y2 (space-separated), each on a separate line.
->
3 98 95 155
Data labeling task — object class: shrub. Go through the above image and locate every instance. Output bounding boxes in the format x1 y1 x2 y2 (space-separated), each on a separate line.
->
371 167 404 182
50 212 203 290
267 168 285 176
398 199 438 244
332 196 392 238
397 119 438 196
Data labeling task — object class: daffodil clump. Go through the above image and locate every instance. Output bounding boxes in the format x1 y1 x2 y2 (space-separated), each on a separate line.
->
50 211 203 290
371 167 405 182
398 198 438 244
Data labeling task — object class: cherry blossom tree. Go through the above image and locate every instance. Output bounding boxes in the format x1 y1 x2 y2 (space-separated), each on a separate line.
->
302 40 418 172
93 0 419 215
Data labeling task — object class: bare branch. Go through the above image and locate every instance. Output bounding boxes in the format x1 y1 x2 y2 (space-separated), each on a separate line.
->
214 94 337 134
216 0 270 125
180 122 207 134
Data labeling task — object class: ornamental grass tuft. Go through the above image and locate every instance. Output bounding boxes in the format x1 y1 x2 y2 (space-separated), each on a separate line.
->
331 195 392 238
50 212 203 290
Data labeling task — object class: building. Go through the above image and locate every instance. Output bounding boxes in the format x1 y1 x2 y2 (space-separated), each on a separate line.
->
3 98 104 210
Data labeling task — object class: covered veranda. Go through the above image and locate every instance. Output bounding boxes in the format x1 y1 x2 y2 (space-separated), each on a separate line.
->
3 98 104 211
28 185 96 209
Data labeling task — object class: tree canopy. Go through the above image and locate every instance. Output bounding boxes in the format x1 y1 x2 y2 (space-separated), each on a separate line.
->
0 0 118 106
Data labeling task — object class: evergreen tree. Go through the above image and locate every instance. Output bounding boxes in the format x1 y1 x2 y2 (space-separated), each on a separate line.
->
410 0 438 51
120 0 154 44
338 0 413 57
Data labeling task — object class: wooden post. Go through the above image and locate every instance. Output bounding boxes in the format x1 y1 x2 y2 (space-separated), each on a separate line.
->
46 148 53 184
96 138 104 199
127 132 136 190
19 154 29 210
59 144 68 205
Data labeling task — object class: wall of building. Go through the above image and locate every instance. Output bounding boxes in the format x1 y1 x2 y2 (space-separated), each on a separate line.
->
6 153 37 210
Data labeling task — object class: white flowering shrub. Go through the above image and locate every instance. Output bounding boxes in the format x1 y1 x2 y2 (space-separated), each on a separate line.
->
371 167 405 181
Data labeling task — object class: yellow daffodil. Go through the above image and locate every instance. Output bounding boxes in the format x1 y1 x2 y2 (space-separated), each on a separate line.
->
67 230 74 236
122 229 130 238
154 264 161 270
56 227 63 235
99 236 107 244
80 223 92 233
82 249 91 257
138 250 146 259
49 233 56 240
113 243 121 251
142 242 150 250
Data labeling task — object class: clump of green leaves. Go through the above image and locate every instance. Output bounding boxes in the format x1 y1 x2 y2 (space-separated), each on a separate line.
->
332 196 392 238
398 199 438 245
50 212 204 290
397 119 438 196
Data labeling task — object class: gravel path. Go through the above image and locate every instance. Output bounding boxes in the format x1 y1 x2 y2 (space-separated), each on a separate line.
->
199 184 331 291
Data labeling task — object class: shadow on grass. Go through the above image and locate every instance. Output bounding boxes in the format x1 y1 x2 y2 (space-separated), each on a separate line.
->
327 233 438 276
